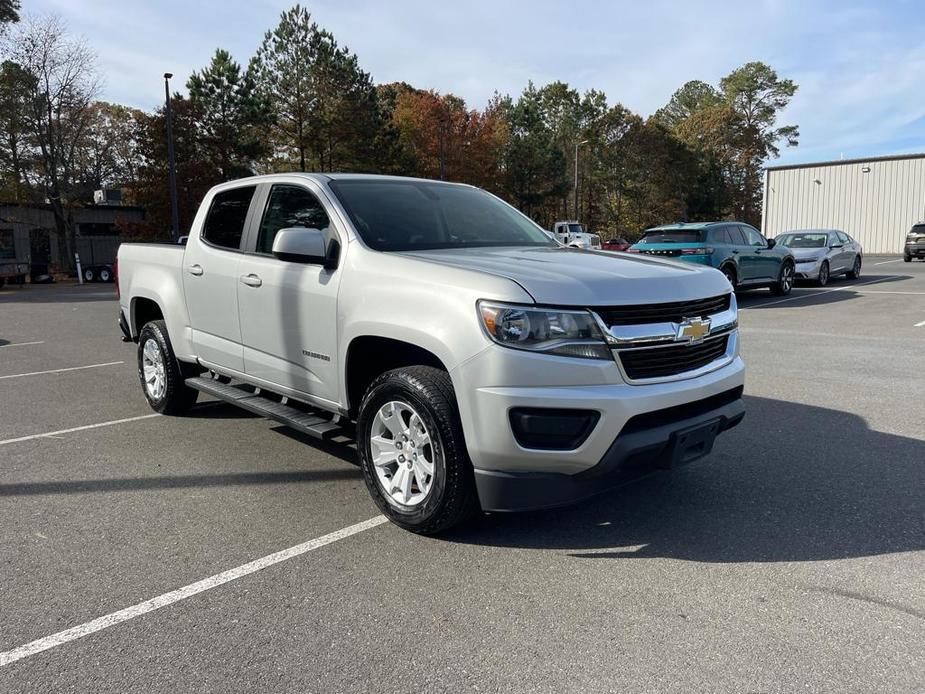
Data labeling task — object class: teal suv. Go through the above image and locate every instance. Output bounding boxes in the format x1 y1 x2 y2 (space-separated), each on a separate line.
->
628 222 795 295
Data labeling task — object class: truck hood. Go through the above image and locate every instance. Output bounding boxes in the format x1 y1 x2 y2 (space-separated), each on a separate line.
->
400 246 730 305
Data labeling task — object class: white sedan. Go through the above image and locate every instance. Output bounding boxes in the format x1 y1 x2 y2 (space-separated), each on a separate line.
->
775 229 863 286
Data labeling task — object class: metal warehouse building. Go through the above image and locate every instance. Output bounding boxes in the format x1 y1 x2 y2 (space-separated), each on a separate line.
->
761 152 925 254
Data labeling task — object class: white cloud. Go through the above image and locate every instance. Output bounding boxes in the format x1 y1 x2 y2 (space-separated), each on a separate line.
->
19 0 925 163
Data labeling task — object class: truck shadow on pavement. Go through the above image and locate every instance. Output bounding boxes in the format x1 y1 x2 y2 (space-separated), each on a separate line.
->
448 395 925 563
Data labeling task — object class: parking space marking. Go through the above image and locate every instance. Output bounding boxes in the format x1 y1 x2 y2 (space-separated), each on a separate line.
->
915 320 925 327
0 361 124 381
0 414 160 446
0 515 389 668
873 259 904 265
746 277 900 308
0 341 45 348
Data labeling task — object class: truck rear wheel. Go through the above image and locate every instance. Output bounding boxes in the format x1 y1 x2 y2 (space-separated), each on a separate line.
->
137 320 198 415
357 366 479 535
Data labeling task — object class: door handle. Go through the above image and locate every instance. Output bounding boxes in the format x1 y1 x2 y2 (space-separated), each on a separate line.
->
731 250 739 255
240 274 262 287
187 264 203 276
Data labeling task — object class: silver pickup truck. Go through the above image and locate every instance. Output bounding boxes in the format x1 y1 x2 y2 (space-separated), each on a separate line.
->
117 173 745 534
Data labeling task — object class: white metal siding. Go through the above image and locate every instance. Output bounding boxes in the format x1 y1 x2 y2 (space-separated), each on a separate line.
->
762 155 925 254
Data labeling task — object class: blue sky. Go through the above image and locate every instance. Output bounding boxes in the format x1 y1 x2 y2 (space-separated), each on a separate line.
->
25 0 925 166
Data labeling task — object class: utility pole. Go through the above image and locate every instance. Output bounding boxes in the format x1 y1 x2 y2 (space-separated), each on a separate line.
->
574 139 588 220
164 73 180 241
437 120 446 181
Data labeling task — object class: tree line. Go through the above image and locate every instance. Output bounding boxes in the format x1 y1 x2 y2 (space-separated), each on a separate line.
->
0 4 798 269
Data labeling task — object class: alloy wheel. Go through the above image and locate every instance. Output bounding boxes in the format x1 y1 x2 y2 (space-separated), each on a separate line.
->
141 338 167 400
369 400 437 507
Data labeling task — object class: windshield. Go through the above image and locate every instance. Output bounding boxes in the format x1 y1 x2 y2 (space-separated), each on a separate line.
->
777 232 828 248
329 179 556 252
639 229 703 244
567 223 583 234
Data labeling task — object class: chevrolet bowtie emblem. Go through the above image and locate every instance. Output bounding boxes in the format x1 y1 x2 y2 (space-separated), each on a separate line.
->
677 317 711 344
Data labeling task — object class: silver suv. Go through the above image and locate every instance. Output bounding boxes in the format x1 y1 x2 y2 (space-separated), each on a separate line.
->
905 223 925 261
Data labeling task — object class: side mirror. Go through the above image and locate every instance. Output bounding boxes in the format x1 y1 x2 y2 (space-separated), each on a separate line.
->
766 237 777 249
830 242 844 249
272 227 338 269
178 235 188 246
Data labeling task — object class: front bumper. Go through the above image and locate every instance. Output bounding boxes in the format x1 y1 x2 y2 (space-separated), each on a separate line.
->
474 387 744 512
793 259 822 278
906 244 925 257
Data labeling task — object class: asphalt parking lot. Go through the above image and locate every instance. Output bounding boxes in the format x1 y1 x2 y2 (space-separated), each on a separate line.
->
1 257 923 693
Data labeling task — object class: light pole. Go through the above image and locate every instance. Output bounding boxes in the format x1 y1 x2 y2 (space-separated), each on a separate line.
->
164 72 180 241
574 139 588 221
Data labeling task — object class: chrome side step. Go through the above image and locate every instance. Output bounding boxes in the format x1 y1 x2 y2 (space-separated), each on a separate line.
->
185 376 343 441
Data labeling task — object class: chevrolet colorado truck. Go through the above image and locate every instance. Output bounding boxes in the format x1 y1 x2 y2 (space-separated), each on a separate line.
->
117 174 745 534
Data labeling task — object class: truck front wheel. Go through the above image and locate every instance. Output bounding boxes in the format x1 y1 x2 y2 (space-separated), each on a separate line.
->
357 366 479 534
137 320 198 415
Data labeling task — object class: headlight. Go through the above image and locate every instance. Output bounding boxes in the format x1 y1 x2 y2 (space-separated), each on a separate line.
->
477 301 611 359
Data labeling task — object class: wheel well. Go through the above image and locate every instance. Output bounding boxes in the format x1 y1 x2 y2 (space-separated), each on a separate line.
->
132 297 164 336
346 336 447 417
720 262 737 281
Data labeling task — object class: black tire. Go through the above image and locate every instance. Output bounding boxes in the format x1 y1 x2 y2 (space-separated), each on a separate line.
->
720 264 737 291
846 255 861 279
904 254 912 262
357 366 479 535
99 267 112 283
137 320 198 415
816 260 830 286
83 267 96 283
770 260 794 296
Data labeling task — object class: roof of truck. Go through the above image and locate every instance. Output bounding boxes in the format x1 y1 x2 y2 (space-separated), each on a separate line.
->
230 172 473 186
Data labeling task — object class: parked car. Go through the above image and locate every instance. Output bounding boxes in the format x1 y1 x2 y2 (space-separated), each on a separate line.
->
601 237 631 252
551 221 601 249
117 174 745 534
774 229 862 285
905 222 925 261
82 264 115 283
628 222 796 295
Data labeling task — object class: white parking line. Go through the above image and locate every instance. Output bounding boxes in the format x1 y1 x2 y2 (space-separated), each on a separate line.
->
854 290 925 296
752 277 895 308
0 515 389 667
0 341 45 348
0 414 160 446
873 259 904 265
0 361 123 381
915 320 925 328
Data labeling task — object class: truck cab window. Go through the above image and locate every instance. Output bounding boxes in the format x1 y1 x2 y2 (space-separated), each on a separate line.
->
201 186 256 250
256 184 331 254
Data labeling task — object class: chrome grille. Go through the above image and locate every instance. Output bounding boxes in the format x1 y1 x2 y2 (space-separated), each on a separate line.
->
594 294 730 327
619 335 729 380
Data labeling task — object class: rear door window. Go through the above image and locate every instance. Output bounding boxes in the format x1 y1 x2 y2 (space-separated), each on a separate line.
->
201 186 256 250
727 226 747 246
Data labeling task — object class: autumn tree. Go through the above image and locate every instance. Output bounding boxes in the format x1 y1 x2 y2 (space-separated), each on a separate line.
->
5 14 100 271
653 80 721 129
720 62 798 222
0 59 34 201
187 48 271 180
127 96 218 238
500 83 566 224
658 62 798 226
0 0 19 28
